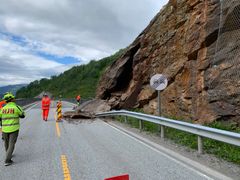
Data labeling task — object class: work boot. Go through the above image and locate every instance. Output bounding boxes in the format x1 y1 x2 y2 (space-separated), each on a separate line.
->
4 160 13 166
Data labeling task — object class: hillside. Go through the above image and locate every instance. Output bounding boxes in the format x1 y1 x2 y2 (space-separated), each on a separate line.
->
97 0 240 125
0 84 27 98
16 49 125 98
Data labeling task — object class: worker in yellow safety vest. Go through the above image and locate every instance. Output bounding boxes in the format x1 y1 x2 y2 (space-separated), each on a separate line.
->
0 92 25 166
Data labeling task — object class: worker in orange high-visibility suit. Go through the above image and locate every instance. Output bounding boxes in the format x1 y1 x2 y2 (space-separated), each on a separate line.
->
76 95 81 106
41 93 51 121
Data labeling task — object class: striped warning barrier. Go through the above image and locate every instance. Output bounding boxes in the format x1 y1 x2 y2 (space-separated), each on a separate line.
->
56 101 62 122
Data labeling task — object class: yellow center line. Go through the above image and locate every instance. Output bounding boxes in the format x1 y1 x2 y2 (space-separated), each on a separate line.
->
61 155 71 180
54 108 61 137
0 128 2 133
56 122 61 137
54 109 57 121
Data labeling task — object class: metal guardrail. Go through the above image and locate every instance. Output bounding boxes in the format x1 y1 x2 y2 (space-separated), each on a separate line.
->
96 110 240 154
15 98 41 107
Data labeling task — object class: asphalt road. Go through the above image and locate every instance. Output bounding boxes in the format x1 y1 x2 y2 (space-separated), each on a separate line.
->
0 101 224 180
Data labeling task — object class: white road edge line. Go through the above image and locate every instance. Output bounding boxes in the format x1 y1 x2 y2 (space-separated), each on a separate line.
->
20 102 40 125
102 121 233 180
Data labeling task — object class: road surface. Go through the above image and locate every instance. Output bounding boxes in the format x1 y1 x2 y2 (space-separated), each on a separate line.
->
0 101 229 180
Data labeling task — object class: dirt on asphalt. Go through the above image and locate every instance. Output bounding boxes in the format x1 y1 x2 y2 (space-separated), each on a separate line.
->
63 99 111 123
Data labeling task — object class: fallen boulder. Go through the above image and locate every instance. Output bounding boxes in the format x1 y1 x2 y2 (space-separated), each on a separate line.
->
63 99 111 120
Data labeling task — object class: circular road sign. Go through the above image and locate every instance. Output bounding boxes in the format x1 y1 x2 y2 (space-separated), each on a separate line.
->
150 74 168 91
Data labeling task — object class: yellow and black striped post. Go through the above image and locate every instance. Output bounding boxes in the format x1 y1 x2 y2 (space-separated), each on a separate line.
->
56 101 62 122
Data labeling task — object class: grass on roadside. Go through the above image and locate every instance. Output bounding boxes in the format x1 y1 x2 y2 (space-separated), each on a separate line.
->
115 114 240 165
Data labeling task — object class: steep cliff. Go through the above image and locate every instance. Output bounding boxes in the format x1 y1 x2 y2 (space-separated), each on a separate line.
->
97 0 240 125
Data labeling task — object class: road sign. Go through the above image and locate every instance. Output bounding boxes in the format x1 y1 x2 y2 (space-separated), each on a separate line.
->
150 74 168 91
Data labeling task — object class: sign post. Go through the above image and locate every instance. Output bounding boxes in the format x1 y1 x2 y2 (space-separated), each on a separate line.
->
158 90 161 116
150 74 168 138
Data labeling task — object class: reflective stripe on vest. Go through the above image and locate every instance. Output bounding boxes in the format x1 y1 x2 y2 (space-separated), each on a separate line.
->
2 123 20 126
2 117 19 120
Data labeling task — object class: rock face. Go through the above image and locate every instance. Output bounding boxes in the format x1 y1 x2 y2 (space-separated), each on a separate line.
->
97 0 240 125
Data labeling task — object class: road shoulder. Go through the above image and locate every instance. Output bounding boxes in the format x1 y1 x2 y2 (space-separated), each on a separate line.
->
106 119 240 180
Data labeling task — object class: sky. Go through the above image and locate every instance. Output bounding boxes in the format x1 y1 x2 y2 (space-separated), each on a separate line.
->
0 0 169 87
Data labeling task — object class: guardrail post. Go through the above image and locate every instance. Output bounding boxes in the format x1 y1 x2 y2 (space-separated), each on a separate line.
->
139 120 143 131
124 116 128 123
161 125 165 139
198 136 203 154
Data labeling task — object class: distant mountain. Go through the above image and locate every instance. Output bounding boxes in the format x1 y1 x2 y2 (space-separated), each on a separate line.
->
0 84 28 98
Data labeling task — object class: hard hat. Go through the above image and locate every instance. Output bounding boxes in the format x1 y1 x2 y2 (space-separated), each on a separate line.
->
3 92 15 101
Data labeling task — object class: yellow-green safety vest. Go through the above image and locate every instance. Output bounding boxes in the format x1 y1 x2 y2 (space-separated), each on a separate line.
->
0 102 25 133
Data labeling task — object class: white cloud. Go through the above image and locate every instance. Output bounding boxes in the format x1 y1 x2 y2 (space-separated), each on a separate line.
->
0 39 72 86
